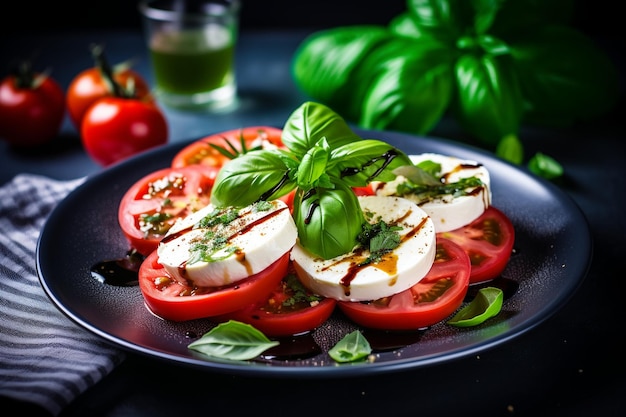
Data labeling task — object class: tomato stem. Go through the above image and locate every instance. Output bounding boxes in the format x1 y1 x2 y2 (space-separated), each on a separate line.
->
90 43 128 98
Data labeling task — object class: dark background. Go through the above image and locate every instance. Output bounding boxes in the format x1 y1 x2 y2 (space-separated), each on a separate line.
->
2 0 622 36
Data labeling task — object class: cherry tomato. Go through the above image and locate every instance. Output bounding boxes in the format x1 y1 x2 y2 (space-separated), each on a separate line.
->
171 126 284 171
67 67 151 130
0 64 65 147
338 237 471 331
118 166 216 256
81 97 168 166
138 250 290 321
221 262 337 337
67 44 152 130
438 206 515 284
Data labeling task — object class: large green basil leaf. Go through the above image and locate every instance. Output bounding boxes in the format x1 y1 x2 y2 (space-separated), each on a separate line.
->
453 52 524 146
327 139 413 187
406 0 474 43
509 25 620 126
293 181 364 259
282 101 361 157
359 38 455 135
210 150 296 208
292 26 391 114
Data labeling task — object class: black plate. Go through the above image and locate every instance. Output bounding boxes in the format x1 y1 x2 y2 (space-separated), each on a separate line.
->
36 130 591 378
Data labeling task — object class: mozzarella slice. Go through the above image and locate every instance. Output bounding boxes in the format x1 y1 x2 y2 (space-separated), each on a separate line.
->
373 153 491 232
291 196 436 302
157 200 297 287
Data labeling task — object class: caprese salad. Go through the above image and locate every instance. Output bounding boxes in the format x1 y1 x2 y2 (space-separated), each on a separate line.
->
118 102 515 349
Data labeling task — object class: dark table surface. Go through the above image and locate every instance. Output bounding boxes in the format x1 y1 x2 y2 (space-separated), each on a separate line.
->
1 28 625 417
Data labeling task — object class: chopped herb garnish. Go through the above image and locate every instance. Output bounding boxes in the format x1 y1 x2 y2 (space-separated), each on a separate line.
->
356 219 402 265
196 207 240 229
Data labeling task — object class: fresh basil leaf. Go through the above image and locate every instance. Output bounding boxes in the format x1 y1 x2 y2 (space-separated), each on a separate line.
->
282 101 362 157
406 0 473 44
188 320 279 361
293 181 364 259
509 25 620 126
528 152 563 179
327 139 413 186
453 52 524 146
292 27 390 115
471 0 504 34
328 330 372 363
447 287 503 327
392 164 442 186
495 134 524 165
359 39 456 135
211 150 296 207
296 138 330 190
388 12 423 38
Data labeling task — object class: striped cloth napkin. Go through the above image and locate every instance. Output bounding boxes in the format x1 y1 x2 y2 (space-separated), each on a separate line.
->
0 174 125 416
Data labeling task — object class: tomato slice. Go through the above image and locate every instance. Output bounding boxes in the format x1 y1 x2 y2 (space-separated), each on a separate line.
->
338 237 471 331
438 206 515 284
220 262 337 337
171 126 284 170
118 166 216 256
138 251 290 321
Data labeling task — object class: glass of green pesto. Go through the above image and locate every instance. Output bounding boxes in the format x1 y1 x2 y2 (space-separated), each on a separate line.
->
139 0 240 111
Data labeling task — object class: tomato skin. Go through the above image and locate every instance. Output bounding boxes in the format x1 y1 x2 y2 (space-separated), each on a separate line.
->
338 237 471 331
138 250 291 321
171 126 284 170
438 206 515 284
67 66 152 130
0 74 65 147
118 165 216 256
81 97 168 166
221 264 337 337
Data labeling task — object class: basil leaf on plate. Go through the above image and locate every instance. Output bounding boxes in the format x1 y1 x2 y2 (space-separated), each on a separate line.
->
448 287 503 327
188 320 279 361
281 101 361 157
210 149 296 208
292 181 364 259
328 330 372 363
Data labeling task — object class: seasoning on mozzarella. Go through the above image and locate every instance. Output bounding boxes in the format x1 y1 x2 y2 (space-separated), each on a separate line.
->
373 153 491 232
157 199 297 288
291 196 436 302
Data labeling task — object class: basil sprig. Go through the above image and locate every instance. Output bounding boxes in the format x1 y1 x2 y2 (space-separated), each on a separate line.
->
210 101 413 259
292 0 620 179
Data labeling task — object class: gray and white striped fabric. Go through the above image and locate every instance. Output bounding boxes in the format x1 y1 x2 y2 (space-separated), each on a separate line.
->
0 174 125 416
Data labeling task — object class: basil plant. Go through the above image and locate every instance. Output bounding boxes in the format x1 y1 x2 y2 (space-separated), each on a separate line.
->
291 0 619 177
210 101 413 260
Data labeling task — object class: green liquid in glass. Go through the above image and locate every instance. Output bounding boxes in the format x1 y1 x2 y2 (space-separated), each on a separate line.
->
150 27 235 95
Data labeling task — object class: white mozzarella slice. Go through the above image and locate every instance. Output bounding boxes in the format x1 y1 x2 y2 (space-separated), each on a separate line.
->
157 200 297 287
291 196 436 302
374 152 491 232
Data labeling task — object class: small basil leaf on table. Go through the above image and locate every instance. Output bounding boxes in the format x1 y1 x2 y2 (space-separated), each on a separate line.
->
329 330 372 363
448 287 503 327
188 320 279 361
528 152 563 180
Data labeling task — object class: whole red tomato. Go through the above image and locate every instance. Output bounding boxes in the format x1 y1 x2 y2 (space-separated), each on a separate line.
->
81 97 168 166
67 45 152 130
0 63 65 147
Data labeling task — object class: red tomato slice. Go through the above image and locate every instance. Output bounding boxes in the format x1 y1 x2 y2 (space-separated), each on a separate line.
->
220 262 337 337
138 251 290 321
171 126 284 170
438 206 515 284
338 237 471 331
118 166 216 256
